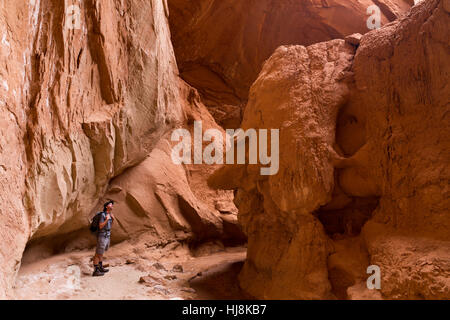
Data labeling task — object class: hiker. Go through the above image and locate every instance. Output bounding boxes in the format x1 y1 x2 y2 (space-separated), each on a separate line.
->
92 200 115 277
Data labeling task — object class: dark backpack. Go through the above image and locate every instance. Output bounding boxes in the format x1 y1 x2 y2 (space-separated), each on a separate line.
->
89 212 103 233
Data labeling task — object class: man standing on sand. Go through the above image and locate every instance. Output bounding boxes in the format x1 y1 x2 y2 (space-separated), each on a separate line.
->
93 200 115 277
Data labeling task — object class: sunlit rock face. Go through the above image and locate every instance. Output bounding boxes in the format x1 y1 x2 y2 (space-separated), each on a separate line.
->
0 0 182 298
210 0 449 299
168 0 412 127
1 0 447 301
0 0 242 298
210 39 356 299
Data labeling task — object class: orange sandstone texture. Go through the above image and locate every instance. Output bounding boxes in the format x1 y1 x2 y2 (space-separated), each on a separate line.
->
210 0 449 299
0 0 447 301
210 39 357 299
351 0 450 299
168 0 412 127
0 0 241 298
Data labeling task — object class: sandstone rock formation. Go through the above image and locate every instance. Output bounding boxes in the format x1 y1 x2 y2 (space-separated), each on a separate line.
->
168 0 412 127
210 38 357 299
0 0 447 301
0 0 242 299
210 0 449 299
349 0 450 299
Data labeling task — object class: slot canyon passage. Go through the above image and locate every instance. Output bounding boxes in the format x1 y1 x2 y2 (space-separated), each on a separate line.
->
0 0 448 300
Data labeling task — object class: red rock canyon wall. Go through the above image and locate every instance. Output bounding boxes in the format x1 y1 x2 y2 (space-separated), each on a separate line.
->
210 0 449 299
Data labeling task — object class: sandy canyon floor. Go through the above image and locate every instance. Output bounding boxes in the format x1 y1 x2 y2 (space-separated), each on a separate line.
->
12 236 250 300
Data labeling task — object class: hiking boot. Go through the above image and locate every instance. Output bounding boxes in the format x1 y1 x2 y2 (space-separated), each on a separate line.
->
92 267 105 277
99 262 109 273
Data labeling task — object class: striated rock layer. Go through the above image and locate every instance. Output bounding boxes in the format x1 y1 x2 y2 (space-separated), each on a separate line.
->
0 0 243 298
168 0 412 127
0 0 447 300
210 0 449 299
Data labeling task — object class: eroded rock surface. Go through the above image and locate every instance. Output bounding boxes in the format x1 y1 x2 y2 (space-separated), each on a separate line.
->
0 0 447 301
351 0 450 298
210 0 449 299
0 0 182 297
168 0 412 127
210 39 356 298
0 0 241 298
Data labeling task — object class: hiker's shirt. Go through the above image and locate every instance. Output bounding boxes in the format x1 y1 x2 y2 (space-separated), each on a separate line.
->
98 212 112 238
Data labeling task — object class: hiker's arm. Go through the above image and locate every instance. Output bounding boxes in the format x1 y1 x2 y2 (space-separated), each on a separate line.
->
99 214 110 229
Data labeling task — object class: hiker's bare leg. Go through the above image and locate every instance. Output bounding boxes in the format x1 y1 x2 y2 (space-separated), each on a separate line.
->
93 253 103 265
